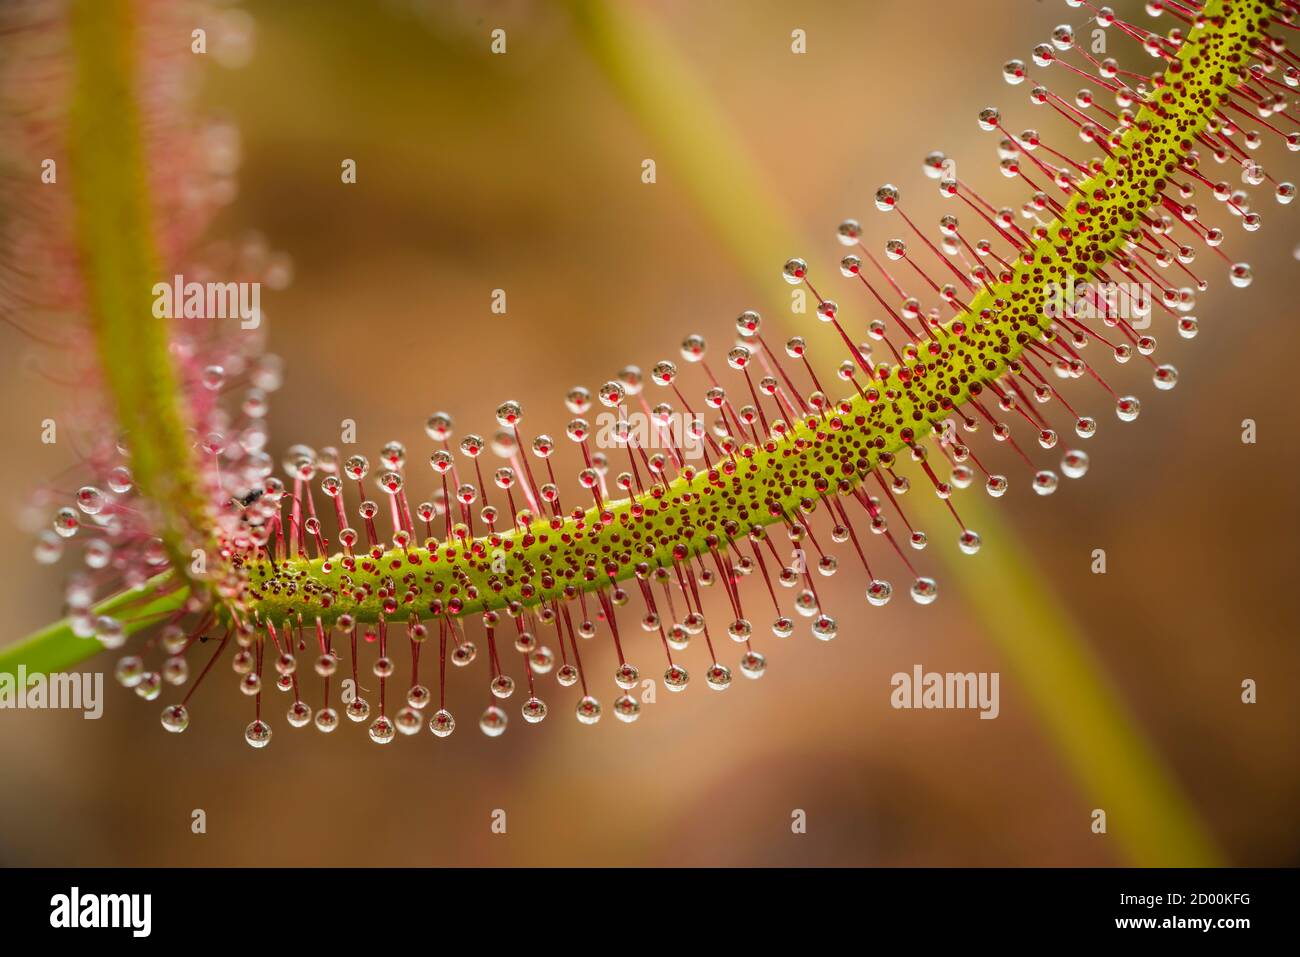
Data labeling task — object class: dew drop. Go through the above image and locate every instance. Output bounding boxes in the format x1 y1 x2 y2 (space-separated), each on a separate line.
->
479 705 508 737
490 674 515 699
81 538 109 566
287 700 313 728
614 662 640 690
575 695 602 724
739 651 767 679
95 616 125 649
232 649 254 676
107 466 133 494
613 694 641 722
811 615 837 641
735 309 762 337
680 334 707 362
386 707 418 735
490 401 520 430
52 508 79 539
75 486 105 515
314 708 339 733
867 579 893 606
1061 448 1090 479
161 624 187 655
33 532 62 565
705 663 733 691
529 646 554 674
365 715 395 744
114 655 144 688
160 704 189 733
910 577 939 605
598 380 626 408
162 656 188 685
421 412 453 444
519 697 547 724
658 663 689 692
429 708 456 737
201 365 226 391
923 151 947 179
245 719 272 748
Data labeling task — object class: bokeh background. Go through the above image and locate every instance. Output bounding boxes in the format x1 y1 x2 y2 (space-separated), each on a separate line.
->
0 0 1297 866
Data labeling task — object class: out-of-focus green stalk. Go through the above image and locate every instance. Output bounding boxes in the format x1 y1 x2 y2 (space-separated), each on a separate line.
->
909 490 1219 866
68 0 214 571
0 572 188 678
2 2 215 676
567 0 797 299
569 0 1220 866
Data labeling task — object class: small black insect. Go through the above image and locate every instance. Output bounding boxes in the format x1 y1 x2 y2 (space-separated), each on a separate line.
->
233 488 264 508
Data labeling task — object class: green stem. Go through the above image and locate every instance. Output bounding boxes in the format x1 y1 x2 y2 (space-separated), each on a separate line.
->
0 1 1254 867
909 490 1221 865
67 0 215 571
567 0 1234 864
2 3 213 674
0 572 188 677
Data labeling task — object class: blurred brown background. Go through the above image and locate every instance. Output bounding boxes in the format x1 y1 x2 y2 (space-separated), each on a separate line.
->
0 0 1296 866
